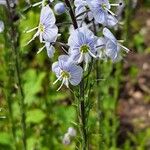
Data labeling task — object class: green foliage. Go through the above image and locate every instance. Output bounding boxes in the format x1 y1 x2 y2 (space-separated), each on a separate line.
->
0 0 150 149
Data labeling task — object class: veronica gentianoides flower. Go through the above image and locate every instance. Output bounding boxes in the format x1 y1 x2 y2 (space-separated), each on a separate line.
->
86 0 123 27
26 5 58 45
97 27 129 61
52 55 83 91
68 27 97 70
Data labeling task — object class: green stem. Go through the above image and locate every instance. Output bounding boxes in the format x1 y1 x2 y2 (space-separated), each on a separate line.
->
92 21 103 150
5 1 26 150
124 0 132 43
2 6 18 149
64 0 87 149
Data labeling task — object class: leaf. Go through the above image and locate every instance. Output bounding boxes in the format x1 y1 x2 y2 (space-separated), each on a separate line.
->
0 132 12 146
23 69 46 105
26 109 46 124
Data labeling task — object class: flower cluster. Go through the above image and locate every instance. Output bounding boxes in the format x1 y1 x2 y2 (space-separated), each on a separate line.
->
26 0 129 90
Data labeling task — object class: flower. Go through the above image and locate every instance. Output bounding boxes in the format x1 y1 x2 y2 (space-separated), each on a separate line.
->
26 5 58 45
86 0 118 27
62 133 70 145
52 55 83 91
67 127 76 137
68 26 97 70
0 21 4 33
97 28 129 61
54 2 66 15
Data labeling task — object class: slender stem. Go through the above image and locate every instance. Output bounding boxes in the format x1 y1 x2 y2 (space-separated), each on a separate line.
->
5 1 26 150
64 0 78 29
92 21 103 149
124 0 132 43
2 6 18 149
96 60 103 150
64 0 87 149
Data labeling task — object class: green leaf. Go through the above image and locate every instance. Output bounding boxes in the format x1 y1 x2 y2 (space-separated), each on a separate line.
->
23 69 46 105
0 132 12 146
26 109 46 124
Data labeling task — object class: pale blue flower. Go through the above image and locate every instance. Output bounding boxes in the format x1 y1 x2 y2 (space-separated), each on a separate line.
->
54 2 66 15
52 55 83 91
26 5 58 45
97 28 129 61
86 0 118 27
68 27 97 70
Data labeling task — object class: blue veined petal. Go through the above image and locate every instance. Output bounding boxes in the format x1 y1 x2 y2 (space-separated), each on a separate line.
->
40 5 56 25
80 26 95 38
58 55 72 71
97 37 106 46
77 31 87 45
105 40 118 61
52 62 61 78
42 25 58 42
68 30 81 47
69 64 83 85
46 43 55 58
86 0 100 9
106 14 118 27
74 0 87 7
69 49 81 62
93 8 107 25
103 27 117 43
75 5 86 17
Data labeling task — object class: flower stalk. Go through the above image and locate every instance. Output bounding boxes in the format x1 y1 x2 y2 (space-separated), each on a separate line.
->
64 0 87 149
93 20 104 149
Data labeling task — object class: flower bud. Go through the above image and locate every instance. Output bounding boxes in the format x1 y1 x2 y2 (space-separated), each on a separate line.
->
62 133 70 145
67 127 76 137
54 2 66 15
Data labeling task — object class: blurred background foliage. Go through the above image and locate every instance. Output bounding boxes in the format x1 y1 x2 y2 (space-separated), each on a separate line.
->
0 0 150 150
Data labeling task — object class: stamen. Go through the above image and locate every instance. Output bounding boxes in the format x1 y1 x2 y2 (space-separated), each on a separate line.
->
88 50 97 58
84 55 89 71
24 31 39 46
65 78 69 88
118 43 130 52
39 33 43 43
78 52 84 63
57 78 65 91
37 45 45 54
105 7 116 16
53 75 63 85
25 26 38 33
117 40 124 43
110 3 121 7
32 1 42 7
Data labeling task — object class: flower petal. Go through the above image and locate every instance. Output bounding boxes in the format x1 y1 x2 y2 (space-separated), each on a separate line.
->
69 64 83 86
